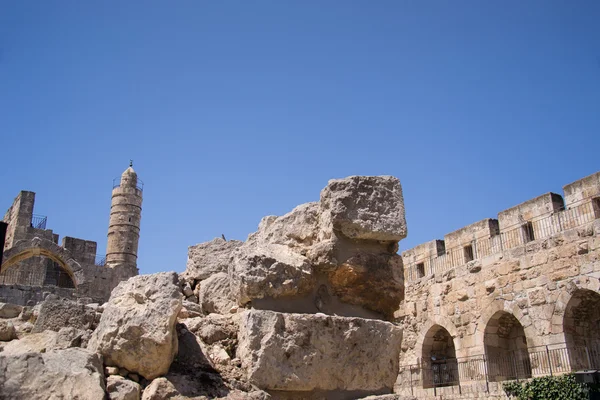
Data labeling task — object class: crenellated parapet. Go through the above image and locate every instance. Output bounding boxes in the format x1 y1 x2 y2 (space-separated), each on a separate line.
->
402 171 600 282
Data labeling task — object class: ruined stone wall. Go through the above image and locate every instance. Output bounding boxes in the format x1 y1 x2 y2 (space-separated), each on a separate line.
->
0 191 137 305
395 171 600 399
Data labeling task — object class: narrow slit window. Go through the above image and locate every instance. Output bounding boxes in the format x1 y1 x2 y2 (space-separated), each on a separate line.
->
593 197 600 219
416 262 425 278
522 222 535 243
464 245 474 262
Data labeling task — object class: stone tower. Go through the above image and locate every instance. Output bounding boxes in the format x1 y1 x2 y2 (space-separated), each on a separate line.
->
106 163 143 276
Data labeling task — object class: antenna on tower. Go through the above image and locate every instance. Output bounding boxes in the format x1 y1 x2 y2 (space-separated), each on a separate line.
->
129 160 133 167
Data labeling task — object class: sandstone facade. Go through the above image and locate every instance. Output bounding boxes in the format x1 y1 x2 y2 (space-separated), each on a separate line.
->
395 171 600 399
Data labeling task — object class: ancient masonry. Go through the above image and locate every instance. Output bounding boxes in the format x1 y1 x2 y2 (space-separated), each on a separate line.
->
0 165 142 305
395 171 600 399
0 171 599 400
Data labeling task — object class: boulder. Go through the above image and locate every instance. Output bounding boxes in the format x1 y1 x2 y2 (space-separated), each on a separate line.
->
140 377 179 400
178 300 203 319
237 310 403 392
0 302 22 318
328 253 404 318
32 299 96 333
107 375 141 400
230 244 315 305
199 272 236 314
319 176 407 241
0 330 59 355
0 348 105 400
87 272 183 380
185 313 237 345
0 320 16 341
183 238 243 281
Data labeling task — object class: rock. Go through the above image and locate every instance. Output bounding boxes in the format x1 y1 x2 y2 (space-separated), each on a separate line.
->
319 175 407 241
217 389 271 400
0 302 23 318
246 203 320 251
142 372 229 400
186 313 237 345
185 295 199 303
32 299 96 333
209 344 231 365
0 320 16 341
199 272 237 314
328 253 404 318
19 306 35 322
237 310 403 392
173 323 215 371
178 300 204 319
0 330 58 355
141 377 178 400
183 238 243 281
230 244 315 305
56 326 88 348
106 366 120 375
182 282 194 297
107 375 141 400
87 272 183 380
0 348 105 400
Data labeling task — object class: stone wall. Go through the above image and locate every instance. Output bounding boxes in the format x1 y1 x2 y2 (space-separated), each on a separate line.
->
395 171 600 399
1 191 137 305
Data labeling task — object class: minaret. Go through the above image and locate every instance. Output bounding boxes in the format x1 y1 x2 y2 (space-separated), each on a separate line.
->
106 162 142 275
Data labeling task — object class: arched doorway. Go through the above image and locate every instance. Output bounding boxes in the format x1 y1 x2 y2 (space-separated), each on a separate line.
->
563 289 600 370
421 325 458 388
484 311 531 381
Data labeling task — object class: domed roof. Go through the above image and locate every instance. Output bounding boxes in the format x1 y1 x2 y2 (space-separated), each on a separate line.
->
122 166 137 178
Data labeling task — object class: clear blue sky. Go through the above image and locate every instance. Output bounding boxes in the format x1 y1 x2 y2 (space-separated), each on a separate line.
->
1 1 599 275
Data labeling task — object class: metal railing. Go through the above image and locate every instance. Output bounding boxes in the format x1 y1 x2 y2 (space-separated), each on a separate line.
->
95 255 106 267
0 267 74 288
398 342 600 395
405 197 600 282
30 214 47 230
112 177 144 192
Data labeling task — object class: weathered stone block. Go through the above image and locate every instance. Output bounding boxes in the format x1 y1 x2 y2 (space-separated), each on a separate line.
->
237 310 402 392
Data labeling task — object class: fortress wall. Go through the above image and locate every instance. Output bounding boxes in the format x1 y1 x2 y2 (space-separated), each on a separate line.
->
395 171 600 398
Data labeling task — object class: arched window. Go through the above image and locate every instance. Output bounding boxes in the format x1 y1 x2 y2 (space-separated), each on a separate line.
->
421 325 458 388
484 311 531 381
563 289 600 370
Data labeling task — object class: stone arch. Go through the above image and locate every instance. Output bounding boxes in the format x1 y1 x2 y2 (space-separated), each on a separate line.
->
477 299 537 349
483 310 532 382
562 288 600 370
417 317 459 388
1 237 84 288
552 277 600 336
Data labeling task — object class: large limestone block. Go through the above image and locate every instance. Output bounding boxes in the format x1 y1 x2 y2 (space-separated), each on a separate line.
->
32 299 96 333
0 348 105 400
328 253 404 318
199 272 237 314
0 320 16 341
0 302 22 318
184 238 243 281
320 176 407 241
87 272 183 380
230 244 315 305
248 203 319 251
0 330 59 355
237 310 403 392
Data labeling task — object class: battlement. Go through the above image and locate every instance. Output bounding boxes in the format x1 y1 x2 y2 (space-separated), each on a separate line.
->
402 171 600 281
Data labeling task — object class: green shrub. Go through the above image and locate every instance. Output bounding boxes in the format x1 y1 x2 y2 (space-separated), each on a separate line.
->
503 374 594 400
